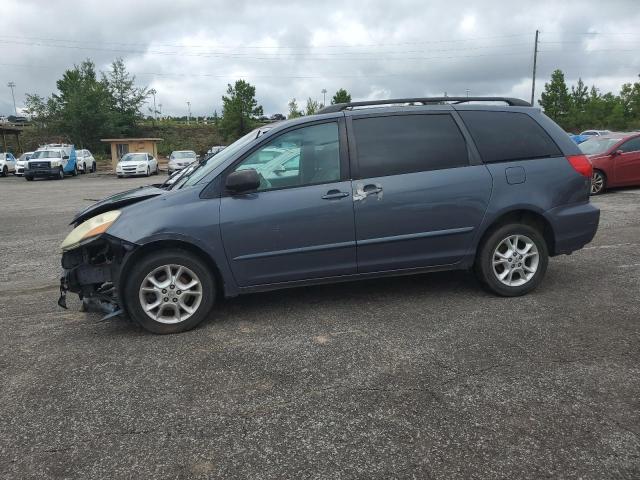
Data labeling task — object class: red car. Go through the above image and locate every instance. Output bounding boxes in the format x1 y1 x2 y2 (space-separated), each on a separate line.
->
580 132 640 194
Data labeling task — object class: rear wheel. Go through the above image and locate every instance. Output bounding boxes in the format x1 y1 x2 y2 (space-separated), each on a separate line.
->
146 167 150 177
475 223 548 297
124 249 216 334
71 164 78 176
91 162 96 173
80 162 86 174
591 170 606 195
1 166 7 177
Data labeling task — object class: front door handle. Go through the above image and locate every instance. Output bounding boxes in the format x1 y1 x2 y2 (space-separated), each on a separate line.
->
322 190 350 200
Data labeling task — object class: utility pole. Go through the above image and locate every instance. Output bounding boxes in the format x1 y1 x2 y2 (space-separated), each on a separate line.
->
531 29 539 106
465 89 470 98
158 103 163 119
149 89 157 120
321 88 327 107
186 101 191 125
7 82 17 116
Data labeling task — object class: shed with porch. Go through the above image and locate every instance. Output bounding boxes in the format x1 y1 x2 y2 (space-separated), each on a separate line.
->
101 137 163 168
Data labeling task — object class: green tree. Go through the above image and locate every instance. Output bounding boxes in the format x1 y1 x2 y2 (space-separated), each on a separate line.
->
103 58 149 136
305 97 321 115
539 69 571 127
220 80 263 139
287 98 302 119
331 88 352 105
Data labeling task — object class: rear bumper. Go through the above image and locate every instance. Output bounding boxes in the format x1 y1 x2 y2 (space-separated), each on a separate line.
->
545 202 600 255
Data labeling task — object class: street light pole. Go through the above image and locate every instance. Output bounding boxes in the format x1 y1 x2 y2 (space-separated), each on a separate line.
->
187 101 191 125
7 82 17 116
149 88 157 120
466 89 470 98
321 88 327 107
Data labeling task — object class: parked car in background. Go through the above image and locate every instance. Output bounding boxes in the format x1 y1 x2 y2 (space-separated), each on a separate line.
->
569 133 591 144
0 116 8 124
15 151 33 175
580 129 611 137
579 132 640 194
207 146 226 156
25 144 78 180
167 150 197 175
116 152 159 178
76 149 96 173
59 96 599 334
8 115 28 124
0 152 17 176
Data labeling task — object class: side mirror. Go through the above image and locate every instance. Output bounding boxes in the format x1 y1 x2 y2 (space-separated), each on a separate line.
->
63 155 69 160
225 169 260 194
611 150 623 157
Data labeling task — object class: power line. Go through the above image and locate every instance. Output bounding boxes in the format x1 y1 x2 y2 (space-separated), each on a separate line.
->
0 33 534 50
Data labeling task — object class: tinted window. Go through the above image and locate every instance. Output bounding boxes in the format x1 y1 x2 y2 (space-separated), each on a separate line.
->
459 111 561 163
619 137 640 153
353 114 468 178
233 122 340 192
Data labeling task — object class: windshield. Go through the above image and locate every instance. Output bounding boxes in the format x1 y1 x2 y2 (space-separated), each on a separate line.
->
32 150 62 159
579 138 620 155
176 128 268 189
121 153 147 162
18 153 31 161
171 151 196 159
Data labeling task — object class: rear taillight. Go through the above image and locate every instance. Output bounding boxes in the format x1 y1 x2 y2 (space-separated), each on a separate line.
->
566 154 593 178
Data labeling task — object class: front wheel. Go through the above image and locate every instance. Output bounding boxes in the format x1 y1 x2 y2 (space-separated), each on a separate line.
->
1 166 7 177
25 175 33 181
91 162 96 173
475 223 548 297
146 167 150 177
124 249 216 334
57 167 64 180
591 170 606 195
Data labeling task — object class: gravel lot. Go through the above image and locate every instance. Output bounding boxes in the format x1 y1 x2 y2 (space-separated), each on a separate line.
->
0 173 639 479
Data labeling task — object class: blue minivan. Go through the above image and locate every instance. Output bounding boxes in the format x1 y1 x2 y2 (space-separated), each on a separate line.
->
59 97 600 333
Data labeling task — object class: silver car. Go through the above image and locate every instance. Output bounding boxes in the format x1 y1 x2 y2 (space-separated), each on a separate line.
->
167 150 197 175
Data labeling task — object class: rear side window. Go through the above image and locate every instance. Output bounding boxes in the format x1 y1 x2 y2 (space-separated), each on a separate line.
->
459 111 561 163
353 114 468 178
619 137 640 153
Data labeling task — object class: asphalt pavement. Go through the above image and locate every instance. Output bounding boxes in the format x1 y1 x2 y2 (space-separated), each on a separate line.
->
0 173 638 479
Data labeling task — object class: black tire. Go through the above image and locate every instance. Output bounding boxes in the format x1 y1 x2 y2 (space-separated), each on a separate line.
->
117 174 123 178
1 166 7 177
71 164 78 177
591 170 606 195
57 167 64 180
145 167 150 177
25 175 33 181
91 162 96 173
474 223 548 297
80 162 86 174
123 249 216 334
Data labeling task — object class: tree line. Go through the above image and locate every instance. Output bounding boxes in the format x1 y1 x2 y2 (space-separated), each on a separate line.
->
539 69 640 132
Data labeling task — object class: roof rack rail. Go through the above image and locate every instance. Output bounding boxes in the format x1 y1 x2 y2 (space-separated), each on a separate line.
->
316 96 531 114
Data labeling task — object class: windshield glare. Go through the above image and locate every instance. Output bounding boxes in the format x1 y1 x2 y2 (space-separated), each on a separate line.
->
176 128 267 189
579 138 620 155
32 150 62 159
121 153 147 162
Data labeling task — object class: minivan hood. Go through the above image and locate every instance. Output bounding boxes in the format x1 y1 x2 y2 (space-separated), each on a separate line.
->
72 185 165 226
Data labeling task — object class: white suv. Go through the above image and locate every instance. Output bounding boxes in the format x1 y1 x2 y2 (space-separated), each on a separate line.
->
76 149 96 173
15 152 33 176
0 152 16 176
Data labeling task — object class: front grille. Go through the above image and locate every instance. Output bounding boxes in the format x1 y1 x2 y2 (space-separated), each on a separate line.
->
29 161 50 169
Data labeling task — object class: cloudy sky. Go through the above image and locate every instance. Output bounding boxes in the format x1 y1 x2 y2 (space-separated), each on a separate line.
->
1 0 639 117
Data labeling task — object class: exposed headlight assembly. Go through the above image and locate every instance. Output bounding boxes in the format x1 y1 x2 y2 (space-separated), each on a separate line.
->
60 210 121 252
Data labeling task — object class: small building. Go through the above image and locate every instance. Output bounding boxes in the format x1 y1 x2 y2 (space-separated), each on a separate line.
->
101 137 163 168
0 124 24 154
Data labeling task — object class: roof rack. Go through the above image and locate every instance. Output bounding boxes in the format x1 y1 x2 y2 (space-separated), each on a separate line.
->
316 96 531 114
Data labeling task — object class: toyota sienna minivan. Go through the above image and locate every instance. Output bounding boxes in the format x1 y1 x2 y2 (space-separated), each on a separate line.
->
59 97 600 333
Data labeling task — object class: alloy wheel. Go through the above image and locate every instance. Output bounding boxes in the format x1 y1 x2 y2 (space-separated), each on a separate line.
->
591 171 604 195
492 234 539 287
138 264 203 324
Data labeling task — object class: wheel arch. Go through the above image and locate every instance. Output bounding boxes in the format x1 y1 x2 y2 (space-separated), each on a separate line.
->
475 209 556 257
119 239 226 300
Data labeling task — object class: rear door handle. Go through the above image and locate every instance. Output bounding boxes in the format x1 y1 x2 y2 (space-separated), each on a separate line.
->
322 190 350 200
354 183 383 201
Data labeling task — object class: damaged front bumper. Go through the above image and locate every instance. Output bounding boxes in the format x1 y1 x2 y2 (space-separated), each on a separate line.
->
59 234 136 316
